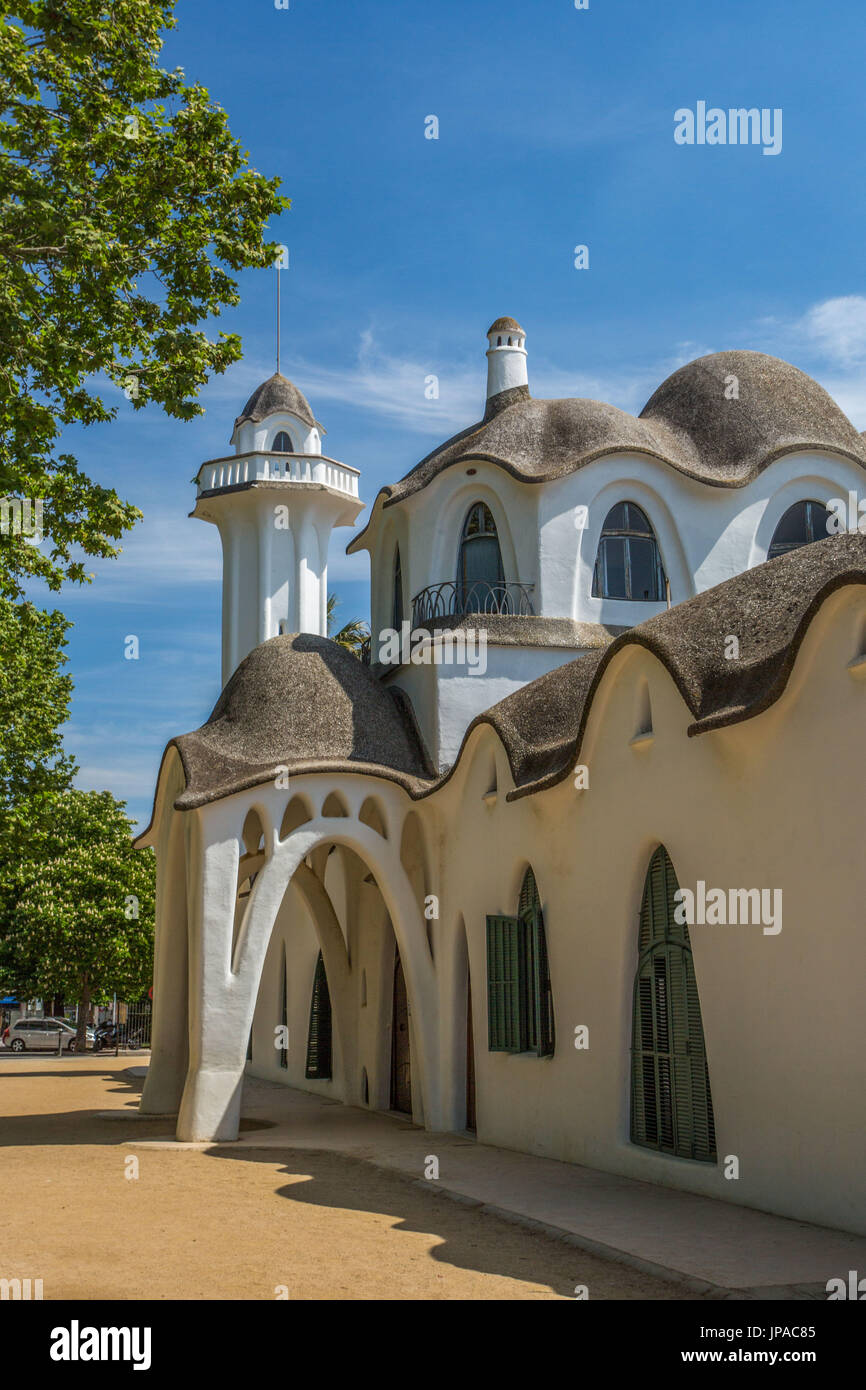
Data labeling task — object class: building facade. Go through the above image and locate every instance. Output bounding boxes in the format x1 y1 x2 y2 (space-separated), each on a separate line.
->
138 320 866 1237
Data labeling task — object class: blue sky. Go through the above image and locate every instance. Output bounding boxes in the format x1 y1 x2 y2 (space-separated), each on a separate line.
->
36 0 866 827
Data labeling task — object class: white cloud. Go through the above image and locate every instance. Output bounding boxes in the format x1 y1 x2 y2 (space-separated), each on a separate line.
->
295 332 484 434
797 296 866 367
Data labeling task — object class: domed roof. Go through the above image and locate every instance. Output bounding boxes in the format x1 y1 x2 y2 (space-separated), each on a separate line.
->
488 316 525 336
233 372 316 434
640 351 865 483
347 350 866 547
171 634 431 809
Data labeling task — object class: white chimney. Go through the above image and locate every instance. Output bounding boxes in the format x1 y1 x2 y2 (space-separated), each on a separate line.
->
485 316 528 400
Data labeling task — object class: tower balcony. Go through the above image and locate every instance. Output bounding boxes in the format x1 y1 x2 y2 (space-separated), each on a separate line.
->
196 451 361 499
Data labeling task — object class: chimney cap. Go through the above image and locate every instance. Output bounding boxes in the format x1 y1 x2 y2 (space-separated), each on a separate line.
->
487 316 525 337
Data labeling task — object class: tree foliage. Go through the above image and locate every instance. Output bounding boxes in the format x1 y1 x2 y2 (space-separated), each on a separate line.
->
8 789 155 1041
0 596 76 937
0 0 288 597
326 592 369 657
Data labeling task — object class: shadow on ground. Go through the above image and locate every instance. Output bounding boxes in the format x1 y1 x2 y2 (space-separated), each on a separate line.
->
201 1143 695 1299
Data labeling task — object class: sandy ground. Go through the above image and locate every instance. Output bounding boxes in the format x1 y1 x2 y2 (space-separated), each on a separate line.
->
0 1056 698 1300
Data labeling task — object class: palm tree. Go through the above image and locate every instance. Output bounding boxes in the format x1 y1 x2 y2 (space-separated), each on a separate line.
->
326 593 369 658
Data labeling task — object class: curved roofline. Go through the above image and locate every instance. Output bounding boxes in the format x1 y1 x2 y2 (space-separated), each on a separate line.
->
138 535 866 837
422 538 866 804
347 349 866 553
346 435 865 555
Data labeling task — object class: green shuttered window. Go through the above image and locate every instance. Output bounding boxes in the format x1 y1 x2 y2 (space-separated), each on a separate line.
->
486 867 555 1056
486 914 522 1052
305 951 333 1080
630 846 716 1163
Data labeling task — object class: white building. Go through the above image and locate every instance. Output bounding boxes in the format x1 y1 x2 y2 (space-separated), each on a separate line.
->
138 320 866 1237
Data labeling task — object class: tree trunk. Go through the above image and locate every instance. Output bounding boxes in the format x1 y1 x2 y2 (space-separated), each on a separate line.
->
75 979 90 1053
52 995 65 1018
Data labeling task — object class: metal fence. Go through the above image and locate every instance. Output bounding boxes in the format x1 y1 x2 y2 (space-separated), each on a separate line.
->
66 998 152 1051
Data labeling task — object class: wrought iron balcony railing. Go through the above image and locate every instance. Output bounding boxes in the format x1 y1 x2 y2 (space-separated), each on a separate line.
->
412 580 535 626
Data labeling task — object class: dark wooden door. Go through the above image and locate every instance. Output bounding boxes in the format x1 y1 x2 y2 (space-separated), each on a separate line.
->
466 975 476 1132
391 952 412 1114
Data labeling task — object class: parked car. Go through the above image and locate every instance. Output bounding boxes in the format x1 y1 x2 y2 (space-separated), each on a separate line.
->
5 1018 95 1052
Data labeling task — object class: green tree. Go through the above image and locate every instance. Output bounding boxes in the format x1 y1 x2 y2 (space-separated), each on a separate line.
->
0 597 76 944
326 592 369 657
0 0 288 599
10 789 155 1047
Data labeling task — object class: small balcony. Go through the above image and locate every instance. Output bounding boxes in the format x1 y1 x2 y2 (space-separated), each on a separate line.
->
196 451 360 499
412 580 535 626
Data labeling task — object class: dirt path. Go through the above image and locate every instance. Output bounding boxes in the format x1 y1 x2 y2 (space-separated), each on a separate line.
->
0 1057 699 1300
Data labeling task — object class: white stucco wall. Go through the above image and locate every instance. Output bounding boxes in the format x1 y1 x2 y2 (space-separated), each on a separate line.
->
359 447 866 765
143 579 866 1233
389 642 593 771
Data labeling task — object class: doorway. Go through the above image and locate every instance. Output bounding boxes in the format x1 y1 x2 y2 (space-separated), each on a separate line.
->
390 950 412 1114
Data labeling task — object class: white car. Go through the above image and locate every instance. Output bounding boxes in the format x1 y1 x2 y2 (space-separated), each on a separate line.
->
5 1018 94 1052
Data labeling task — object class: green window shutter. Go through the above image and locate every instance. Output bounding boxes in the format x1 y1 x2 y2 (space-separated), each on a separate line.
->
630 847 716 1163
486 915 522 1052
305 952 333 1080
631 957 657 1147
519 869 555 1058
682 949 716 1161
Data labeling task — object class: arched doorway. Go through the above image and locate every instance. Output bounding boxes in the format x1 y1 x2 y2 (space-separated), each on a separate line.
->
171 809 441 1143
391 950 411 1114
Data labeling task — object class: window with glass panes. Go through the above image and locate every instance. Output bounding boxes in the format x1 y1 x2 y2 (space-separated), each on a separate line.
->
592 502 666 601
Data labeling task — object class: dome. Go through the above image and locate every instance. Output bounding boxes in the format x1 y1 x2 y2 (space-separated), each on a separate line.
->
172 634 430 809
347 349 866 542
487 316 525 336
640 351 865 482
233 372 317 435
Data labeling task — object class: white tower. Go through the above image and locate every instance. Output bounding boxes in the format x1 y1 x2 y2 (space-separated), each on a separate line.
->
193 372 364 686
485 316 528 402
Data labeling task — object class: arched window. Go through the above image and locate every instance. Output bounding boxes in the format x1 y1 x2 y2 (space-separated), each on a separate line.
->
767 500 831 560
631 847 716 1163
485 866 554 1056
272 430 293 452
392 545 404 630
592 502 665 601
305 952 332 1080
458 502 504 613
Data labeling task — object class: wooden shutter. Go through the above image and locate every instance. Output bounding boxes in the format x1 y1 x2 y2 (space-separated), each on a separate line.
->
518 868 555 1058
305 952 333 1080
486 915 522 1052
630 847 716 1163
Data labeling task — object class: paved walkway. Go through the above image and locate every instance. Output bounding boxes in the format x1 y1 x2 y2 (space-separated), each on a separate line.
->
130 1070 866 1299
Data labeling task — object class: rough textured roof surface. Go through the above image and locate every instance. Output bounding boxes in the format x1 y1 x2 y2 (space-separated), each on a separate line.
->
488 316 525 335
349 352 866 546
140 535 866 830
639 351 866 484
464 532 866 800
171 634 431 810
234 372 316 433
